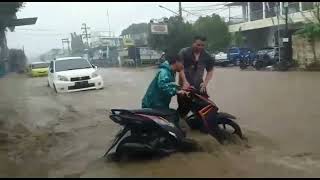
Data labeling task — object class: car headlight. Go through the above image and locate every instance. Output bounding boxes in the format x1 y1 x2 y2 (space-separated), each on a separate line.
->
57 75 68 81
91 72 99 78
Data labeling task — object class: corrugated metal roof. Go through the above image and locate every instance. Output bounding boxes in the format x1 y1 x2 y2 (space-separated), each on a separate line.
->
225 2 247 6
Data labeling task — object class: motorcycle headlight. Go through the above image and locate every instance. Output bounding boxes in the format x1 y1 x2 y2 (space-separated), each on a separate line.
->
91 72 99 78
57 75 68 81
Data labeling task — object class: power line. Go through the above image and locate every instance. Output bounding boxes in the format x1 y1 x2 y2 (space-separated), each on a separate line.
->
159 4 180 16
14 28 59 32
185 6 231 17
11 32 67 36
183 2 229 9
186 6 237 12
182 9 202 17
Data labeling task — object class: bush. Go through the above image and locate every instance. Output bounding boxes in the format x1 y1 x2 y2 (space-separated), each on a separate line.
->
305 61 320 71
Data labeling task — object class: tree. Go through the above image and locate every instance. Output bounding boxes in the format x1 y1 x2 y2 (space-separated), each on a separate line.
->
8 49 27 73
70 32 85 55
39 48 63 62
0 2 25 32
148 16 194 55
121 23 148 36
193 14 231 52
121 23 149 46
296 3 320 62
231 27 246 47
1 2 25 64
0 2 24 17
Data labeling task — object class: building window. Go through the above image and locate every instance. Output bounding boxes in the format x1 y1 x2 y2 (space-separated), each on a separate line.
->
302 2 314 11
283 2 300 14
250 2 263 21
265 2 278 18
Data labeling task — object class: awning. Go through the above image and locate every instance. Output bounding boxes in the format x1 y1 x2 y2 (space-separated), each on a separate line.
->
7 17 37 26
225 2 247 7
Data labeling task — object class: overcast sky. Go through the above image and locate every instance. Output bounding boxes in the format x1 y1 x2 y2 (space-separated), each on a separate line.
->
6 2 240 59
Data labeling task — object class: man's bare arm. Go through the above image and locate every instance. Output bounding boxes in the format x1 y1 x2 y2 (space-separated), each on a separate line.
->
203 69 213 87
177 48 190 88
179 71 190 88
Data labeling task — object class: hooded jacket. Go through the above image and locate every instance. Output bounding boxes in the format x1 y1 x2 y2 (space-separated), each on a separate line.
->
142 61 178 109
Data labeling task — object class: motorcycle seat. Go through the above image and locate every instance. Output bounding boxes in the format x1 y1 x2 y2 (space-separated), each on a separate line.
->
129 108 177 117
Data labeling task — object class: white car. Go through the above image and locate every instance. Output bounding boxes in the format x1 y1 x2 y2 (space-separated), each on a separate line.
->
48 57 104 93
215 52 228 60
214 52 231 67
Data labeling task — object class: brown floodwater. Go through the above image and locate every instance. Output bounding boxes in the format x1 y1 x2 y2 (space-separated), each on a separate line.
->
0 67 320 177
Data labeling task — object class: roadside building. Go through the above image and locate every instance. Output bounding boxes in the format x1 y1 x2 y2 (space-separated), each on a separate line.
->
226 2 316 49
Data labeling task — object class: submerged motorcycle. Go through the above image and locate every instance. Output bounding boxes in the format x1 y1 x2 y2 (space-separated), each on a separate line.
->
104 87 244 160
104 108 199 161
183 87 244 144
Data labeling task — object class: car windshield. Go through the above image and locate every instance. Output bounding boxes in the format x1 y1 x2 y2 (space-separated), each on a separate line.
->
55 58 92 72
31 63 49 69
229 49 238 53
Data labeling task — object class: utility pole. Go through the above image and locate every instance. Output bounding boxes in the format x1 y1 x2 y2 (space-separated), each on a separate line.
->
107 10 111 37
62 38 71 55
277 2 281 63
179 2 182 20
62 40 64 52
283 2 290 63
81 23 91 48
228 6 231 23
67 40 70 55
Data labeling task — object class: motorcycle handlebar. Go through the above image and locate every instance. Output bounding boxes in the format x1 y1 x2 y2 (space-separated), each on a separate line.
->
177 86 200 98
182 86 210 99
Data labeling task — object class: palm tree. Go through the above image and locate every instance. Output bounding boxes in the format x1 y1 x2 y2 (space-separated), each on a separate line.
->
296 3 320 63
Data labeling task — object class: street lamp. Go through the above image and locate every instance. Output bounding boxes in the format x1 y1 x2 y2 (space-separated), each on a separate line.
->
158 5 180 16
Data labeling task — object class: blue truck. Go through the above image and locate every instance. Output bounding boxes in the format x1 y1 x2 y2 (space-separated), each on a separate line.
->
227 47 256 67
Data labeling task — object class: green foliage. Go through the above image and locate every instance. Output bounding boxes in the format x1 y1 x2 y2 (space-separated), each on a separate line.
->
147 14 231 55
296 23 320 40
295 4 320 62
296 3 320 40
39 49 61 62
148 16 194 55
231 28 246 47
123 14 231 55
8 48 27 73
193 14 231 51
0 2 25 17
70 32 85 55
121 23 148 36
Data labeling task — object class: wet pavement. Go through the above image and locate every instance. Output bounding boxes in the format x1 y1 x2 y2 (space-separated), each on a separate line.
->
1 67 320 177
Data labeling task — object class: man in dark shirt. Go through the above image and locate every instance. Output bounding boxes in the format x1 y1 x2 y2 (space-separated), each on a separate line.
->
177 35 215 119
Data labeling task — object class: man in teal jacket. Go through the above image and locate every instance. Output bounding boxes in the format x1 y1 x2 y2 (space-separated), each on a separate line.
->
142 55 187 129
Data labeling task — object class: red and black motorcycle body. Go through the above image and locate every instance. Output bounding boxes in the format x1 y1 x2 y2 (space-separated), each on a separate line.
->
184 87 243 143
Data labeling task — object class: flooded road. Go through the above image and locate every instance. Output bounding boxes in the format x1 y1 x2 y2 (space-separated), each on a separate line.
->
1 67 320 177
